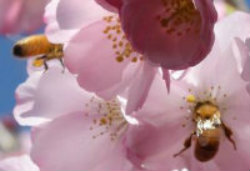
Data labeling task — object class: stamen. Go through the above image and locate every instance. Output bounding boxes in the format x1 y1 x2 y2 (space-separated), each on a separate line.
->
102 15 144 63
85 97 128 142
158 0 201 37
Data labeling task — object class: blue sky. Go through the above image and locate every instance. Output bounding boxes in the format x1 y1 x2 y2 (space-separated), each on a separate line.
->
247 0 250 6
0 36 27 116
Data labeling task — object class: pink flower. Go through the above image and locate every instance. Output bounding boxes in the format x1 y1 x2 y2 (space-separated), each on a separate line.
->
123 12 250 171
0 0 48 35
99 0 217 70
45 0 159 114
0 155 39 171
14 67 136 171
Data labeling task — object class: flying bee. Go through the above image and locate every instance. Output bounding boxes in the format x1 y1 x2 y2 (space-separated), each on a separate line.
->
13 34 64 70
174 101 236 162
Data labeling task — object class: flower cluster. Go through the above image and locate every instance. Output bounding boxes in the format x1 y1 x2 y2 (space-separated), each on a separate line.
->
0 0 250 171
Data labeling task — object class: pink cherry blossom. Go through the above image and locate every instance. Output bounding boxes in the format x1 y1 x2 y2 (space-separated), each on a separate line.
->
110 0 217 70
123 13 250 171
0 155 39 171
14 67 136 171
45 0 159 114
0 0 48 35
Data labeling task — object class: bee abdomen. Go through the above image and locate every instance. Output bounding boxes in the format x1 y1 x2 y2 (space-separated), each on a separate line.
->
13 35 50 58
195 140 219 162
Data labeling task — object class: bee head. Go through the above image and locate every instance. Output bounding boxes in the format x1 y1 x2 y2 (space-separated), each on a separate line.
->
195 102 219 120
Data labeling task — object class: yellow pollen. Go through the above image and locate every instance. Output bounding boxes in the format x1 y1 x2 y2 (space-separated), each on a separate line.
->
99 118 107 125
33 58 44 67
186 94 196 103
116 56 124 62
131 57 138 62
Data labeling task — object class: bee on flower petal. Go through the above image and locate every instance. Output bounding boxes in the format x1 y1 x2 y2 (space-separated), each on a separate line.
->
13 34 64 70
174 98 236 162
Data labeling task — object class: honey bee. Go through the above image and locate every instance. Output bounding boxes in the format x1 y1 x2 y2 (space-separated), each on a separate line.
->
13 34 64 70
174 101 236 162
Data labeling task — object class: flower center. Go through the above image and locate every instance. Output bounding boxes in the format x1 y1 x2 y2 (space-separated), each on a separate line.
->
102 15 144 63
157 0 202 37
178 85 230 128
85 97 128 141
174 86 237 160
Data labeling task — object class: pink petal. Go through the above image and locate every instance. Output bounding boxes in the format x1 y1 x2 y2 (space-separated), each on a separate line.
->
64 18 144 100
247 84 250 94
214 0 227 20
56 0 110 29
125 62 157 114
95 0 122 12
242 43 250 82
183 38 246 105
134 74 189 126
215 12 250 52
31 112 133 171
0 155 39 171
182 13 249 90
45 0 110 43
221 87 250 127
162 68 170 92
14 67 93 126
44 0 78 43
0 0 48 34
232 38 250 79
120 0 217 70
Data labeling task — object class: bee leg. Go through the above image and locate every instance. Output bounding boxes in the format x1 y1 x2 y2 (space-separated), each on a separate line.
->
174 132 195 157
222 122 237 150
58 58 65 73
43 58 49 71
